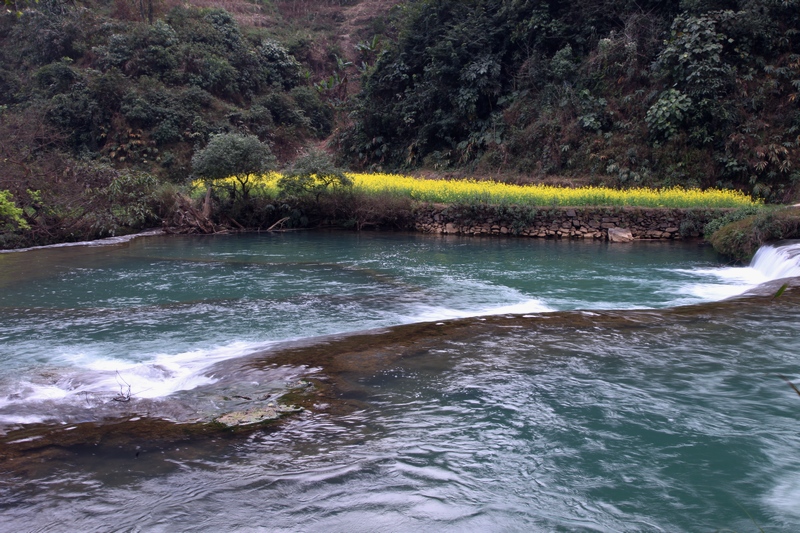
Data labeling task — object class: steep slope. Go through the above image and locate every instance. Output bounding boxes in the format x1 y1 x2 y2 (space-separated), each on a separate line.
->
340 0 800 201
0 0 399 246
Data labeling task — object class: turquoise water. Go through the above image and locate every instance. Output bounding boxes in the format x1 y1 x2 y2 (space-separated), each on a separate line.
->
1 232 799 531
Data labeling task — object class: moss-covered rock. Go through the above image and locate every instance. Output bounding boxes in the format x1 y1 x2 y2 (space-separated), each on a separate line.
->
708 207 800 261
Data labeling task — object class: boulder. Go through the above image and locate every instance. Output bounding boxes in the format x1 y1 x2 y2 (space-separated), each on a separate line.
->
608 227 634 242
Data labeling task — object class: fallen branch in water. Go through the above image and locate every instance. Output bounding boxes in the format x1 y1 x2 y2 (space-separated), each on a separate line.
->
112 371 132 402
266 217 290 231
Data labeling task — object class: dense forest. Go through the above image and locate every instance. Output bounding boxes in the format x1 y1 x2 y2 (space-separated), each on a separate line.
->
0 0 798 247
0 0 348 246
341 0 800 194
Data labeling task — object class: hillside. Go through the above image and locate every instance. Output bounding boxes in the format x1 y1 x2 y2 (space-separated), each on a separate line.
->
0 0 799 248
340 0 800 201
0 0 397 246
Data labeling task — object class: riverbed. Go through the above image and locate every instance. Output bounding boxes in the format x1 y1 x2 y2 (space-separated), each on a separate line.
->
1 232 799 531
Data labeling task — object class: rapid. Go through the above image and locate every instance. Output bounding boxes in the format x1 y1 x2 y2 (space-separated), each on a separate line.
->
1 233 799 531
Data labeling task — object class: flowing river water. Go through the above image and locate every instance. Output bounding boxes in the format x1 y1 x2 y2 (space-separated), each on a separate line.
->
1 232 800 532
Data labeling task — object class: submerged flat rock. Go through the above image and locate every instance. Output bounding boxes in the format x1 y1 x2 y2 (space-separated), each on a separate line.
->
215 404 303 427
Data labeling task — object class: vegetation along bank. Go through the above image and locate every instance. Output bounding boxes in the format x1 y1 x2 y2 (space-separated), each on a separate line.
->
1 0 799 259
188 171 762 244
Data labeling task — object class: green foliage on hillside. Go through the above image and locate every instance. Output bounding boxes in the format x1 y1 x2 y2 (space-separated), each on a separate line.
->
0 190 28 231
0 2 326 164
339 0 800 201
2 0 799 248
0 0 334 247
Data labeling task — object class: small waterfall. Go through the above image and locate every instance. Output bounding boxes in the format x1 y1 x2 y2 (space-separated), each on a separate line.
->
750 241 800 280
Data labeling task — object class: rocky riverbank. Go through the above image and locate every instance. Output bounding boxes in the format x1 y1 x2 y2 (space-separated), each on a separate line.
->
412 205 731 241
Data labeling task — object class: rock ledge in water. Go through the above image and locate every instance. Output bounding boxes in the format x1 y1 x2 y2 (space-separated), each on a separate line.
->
215 404 303 427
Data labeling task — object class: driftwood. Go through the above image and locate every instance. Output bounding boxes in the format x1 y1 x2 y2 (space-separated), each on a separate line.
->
163 196 296 234
163 195 219 234
266 216 290 231
225 216 246 230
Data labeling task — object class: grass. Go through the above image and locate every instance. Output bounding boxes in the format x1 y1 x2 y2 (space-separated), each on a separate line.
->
197 172 761 208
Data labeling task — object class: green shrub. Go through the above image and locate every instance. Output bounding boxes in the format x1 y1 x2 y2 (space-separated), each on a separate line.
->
152 119 182 145
256 39 302 90
290 86 333 138
227 104 274 140
709 207 800 260
646 89 692 142
183 52 239 96
0 190 29 231
120 86 196 144
260 92 309 128
703 205 764 237
33 60 82 96
0 67 21 105
47 83 107 149
180 86 214 110
550 44 577 82
278 149 352 201
202 9 246 55
192 133 276 201
94 170 161 230
88 69 127 110
11 4 94 65
121 92 159 126
655 12 734 101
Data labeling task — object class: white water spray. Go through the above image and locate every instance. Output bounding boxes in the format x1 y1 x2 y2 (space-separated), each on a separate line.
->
749 241 800 280
675 240 800 302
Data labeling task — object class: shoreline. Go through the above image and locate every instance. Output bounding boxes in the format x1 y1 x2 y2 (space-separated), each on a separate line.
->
0 229 165 254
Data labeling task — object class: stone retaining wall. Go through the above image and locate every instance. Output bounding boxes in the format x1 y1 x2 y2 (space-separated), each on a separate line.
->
413 205 729 240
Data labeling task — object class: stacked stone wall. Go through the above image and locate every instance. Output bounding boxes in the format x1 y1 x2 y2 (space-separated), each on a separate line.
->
412 205 730 240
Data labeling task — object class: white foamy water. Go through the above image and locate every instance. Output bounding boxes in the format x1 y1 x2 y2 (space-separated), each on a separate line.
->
0 340 274 415
674 241 800 301
3 236 800 427
765 474 800 521
0 294 554 416
407 298 554 322
81 340 275 398
671 266 765 302
750 241 800 279
0 229 164 254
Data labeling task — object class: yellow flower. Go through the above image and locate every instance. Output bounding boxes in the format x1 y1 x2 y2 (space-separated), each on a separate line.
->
192 172 759 208
349 173 757 208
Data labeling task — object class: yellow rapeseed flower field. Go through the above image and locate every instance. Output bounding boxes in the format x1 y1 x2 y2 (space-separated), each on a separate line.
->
196 172 758 208
349 173 757 207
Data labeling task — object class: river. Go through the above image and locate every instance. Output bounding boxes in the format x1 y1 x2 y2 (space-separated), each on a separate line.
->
1 232 799 531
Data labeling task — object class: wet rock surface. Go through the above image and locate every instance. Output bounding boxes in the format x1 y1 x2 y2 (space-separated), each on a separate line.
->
2 285 797 474
216 403 304 427
214 380 310 427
